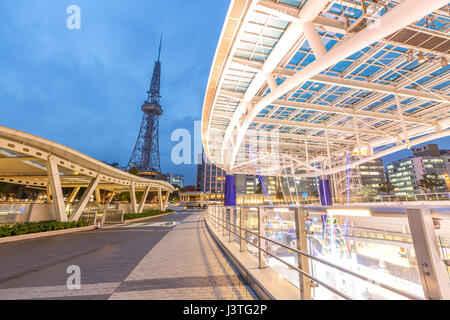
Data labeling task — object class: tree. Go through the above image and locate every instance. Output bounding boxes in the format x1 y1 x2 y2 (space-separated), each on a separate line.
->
169 184 181 201
363 187 378 197
419 173 444 193
128 166 139 176
378 181 395 195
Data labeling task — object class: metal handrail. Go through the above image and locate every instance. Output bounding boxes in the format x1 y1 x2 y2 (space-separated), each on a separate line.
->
214 214 352 300
208 208 424 300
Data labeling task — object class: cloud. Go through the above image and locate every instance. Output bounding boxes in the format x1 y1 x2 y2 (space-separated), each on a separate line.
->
0 0 228 185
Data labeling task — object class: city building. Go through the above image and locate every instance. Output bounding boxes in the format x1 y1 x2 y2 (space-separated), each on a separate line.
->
387 144 449 195
359 159 387 192
197 153 225 201
166 173 184 188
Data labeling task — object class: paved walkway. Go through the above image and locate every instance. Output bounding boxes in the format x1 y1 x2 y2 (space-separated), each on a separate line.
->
109 211 255 300
0 210 256 300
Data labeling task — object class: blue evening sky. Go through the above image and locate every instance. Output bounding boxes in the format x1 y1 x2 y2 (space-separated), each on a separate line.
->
0 1 448 186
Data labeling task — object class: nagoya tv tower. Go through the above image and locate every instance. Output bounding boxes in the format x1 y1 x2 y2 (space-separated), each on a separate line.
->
128 35 163 176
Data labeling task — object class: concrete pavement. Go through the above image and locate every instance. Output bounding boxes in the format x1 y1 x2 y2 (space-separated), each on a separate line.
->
0 210 256 300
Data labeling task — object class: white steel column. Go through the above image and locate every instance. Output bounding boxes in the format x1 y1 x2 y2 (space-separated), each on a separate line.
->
46 156 67 222
65 186 80 212
95 188 102 207
158 187 163 211
69 175 101 222
163 191 170 211
130 183 137 214
138 185 151 214
406 208 450 300
46 185 52 204
67 186 80 204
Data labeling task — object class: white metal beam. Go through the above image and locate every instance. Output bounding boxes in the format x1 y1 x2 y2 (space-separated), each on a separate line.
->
130 183 137 214
228 0 448 171
163 191 170 212
69 174 101 222
221 0 331 170
46 156 67 222
158 187 163 211
138 185 151 214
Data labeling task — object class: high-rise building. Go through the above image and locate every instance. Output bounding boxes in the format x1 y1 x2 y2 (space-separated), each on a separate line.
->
166 173 184 188
197 153 225 196
387 144 450 195
235 175 278 196
359 159 387 192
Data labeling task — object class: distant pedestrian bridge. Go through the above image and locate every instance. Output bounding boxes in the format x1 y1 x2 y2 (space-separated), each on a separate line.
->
0 126 174 223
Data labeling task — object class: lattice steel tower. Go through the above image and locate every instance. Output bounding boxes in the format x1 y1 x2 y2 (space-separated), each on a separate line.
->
128 36 163 173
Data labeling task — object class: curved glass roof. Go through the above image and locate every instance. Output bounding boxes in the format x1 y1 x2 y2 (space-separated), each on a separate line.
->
202 0 450 177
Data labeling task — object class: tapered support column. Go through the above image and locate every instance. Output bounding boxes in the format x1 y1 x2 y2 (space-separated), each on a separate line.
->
46 185 52 204
95 188 102 206
406 208 450 300
158 187 163 211
69 175 101 222
46 156 67 222
138 185 151 214
66 187 80 206
130 183 137 213
163 191 170 211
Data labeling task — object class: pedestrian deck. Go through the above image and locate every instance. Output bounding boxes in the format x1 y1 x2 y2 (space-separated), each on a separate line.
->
109 210 256 300
0 210 256 300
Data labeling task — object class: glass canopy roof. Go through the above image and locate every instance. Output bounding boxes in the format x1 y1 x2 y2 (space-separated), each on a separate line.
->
202 0 450 178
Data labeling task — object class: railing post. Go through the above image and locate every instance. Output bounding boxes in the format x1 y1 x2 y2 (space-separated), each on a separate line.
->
222 207 227 237
214 206 219 231
406 207 450 300
294 207 312 300
229 207 234 243
258 207 266 269
240 207 246 252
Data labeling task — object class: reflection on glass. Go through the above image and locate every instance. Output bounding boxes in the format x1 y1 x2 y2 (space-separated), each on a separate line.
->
306 214 424 300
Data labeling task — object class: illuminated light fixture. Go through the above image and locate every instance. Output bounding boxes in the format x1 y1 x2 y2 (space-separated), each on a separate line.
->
274 208 290 213
417 52 426 63
326 209 372 217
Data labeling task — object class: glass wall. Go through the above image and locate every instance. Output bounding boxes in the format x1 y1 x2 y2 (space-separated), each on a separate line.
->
0 204 30 224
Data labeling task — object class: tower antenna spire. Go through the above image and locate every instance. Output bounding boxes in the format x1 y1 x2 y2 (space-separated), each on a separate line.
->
158 33 162 62
128 35 163 174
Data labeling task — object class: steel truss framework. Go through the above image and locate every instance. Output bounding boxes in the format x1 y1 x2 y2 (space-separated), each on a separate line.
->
0 126 174 222
202 0 450 178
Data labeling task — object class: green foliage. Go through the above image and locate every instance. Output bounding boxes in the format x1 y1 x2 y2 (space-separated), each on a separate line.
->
123 209 174 221
169 184 181 201
129 166 139 176
0 220 89 238
363 187 378 197
378 181 395 195
419 173 444 193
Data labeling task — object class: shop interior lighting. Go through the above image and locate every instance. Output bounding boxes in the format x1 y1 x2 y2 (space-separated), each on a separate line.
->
326 209 372 217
